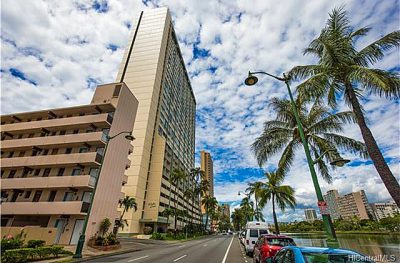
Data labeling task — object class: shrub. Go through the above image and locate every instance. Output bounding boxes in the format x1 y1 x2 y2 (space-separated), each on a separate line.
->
150 232 165 240
26 240 45 248
94 236 105 246
105 233 119 245
1 234 24 252
143 226 153 235
99 218 112 236
2 246 71 263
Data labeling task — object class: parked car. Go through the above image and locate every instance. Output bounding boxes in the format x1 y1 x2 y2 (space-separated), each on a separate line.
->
266 246 375 263
253 234 296 263
239 230 246 246
244 221 270 256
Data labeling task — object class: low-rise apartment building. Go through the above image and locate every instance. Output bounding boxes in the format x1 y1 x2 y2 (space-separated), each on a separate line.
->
370 201 399 220
1 82 138 245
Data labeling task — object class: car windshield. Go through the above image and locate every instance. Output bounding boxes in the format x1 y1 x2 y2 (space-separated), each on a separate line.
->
259 229 268 235
266 238 295 246
302 252 374 263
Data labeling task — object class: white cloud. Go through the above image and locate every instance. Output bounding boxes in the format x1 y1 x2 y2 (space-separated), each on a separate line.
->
1 0 399 221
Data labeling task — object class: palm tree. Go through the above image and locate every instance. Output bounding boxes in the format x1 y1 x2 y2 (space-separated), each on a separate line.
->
246 182 264 221
115 196 137 233
258 171 296 234
240 197 254 222
252 97 368 183
202 195 218 231
288 7 400 205
170 168 186 235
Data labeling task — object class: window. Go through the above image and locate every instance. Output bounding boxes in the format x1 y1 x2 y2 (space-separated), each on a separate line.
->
73 130 79 134
63 192 74 201
32 191 42 202
79 147 89 153
59 131 66 135
8 152 14 158
32 149 39 156
51 148 58 155
249 229 258 238
28 134 34 138
34 169 40 176
57 168 65 176
8 170 16 179
51 132 56 136
71 168 82 176
65 148 72 154
48 191 57 202
259 229 268 235
43 168 51 177
96 147 104 156
1 170 5 178
24 191 32 199
42 149 49 155
18 134 23 139
22 169 29 178
18 151 25 157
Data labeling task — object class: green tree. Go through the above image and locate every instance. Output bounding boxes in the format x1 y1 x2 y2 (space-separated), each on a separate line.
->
288 7 400 205
240 197 254 221
246 182 264 221
252 97 367 183
170 168 186 235
202 195 218 231
258 171 296 234
115 196 137 233
231 208 246 231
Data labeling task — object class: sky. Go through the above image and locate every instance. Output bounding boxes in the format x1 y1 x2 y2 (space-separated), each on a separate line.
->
1 0 399 222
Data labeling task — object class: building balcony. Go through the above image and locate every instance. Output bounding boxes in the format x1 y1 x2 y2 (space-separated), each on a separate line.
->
1 175 96 190
1 132 106 151
1 201 90 215
1 152 103 169
1 113 113 135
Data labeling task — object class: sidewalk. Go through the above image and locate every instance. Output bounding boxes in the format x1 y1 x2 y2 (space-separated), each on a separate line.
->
226 237 248 263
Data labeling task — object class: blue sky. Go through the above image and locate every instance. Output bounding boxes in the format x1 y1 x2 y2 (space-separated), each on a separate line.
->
1 0 399 222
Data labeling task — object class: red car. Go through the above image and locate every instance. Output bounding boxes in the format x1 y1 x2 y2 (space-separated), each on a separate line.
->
253 234 296 263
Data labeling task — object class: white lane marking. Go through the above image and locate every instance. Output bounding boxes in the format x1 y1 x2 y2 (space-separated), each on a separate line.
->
221 237 234 263
128 255 149 262
173 255 187 262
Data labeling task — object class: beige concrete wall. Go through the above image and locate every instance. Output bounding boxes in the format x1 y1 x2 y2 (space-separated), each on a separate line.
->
1 226 57 245
143 133 165 221
116 8 171 234
86 83 138 242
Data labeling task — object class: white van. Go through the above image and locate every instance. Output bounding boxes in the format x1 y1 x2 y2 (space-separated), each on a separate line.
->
244 221 269 255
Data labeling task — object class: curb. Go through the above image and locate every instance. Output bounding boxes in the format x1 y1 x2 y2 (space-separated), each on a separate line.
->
57 248 142 263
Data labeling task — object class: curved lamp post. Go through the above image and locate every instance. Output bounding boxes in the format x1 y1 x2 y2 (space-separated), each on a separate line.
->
74 131 135 258
244 71 350 241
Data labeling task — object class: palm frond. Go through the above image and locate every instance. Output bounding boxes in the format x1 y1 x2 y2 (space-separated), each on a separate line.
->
322 133 369 158
348 66 400 99
354 30 400 66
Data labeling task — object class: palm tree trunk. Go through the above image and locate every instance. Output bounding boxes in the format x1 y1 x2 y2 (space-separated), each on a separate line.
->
272 194 280 234
205 204 209 231
254 194 259 221
346 83 400 206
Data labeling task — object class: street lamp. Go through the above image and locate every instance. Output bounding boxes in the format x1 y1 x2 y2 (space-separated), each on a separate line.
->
244 71 346 241
73 131 135 258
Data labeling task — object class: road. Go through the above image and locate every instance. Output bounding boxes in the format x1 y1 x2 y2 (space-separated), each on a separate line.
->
86 235 252 263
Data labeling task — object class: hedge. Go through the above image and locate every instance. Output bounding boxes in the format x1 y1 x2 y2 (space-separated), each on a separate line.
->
2 246 73 263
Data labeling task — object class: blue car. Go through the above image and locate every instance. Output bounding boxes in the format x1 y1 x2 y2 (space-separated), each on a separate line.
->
266 246 375 263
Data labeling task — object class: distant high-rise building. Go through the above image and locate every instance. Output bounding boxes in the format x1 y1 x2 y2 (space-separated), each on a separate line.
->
117 7 200 234
200 150 214 198
337 190 373 220
304 208 318 222
324 189 341 220
370 201 399 221
0 83 138 244
221 204 230 219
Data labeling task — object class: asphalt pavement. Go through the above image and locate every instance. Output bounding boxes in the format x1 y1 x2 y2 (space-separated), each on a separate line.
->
85 235 252 263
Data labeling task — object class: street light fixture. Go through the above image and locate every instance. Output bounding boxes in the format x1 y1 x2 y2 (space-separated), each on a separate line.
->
244 70 344 241
312 149 351 167
73 131 134 258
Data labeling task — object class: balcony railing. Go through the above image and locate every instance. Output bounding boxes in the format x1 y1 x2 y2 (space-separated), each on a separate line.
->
1 201 89 215
1 175 96 190
1 152 102 169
